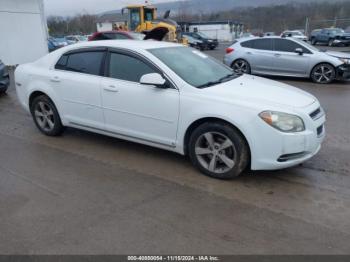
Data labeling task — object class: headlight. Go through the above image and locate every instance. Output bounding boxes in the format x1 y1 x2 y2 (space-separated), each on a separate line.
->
259 111 305 132
339 58 350 64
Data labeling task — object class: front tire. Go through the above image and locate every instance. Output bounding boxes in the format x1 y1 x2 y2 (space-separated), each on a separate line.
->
311 38 317 45
0 85 8 94
30 95 64 136
310 63 336 84
328 39 334 46
188 122 249 179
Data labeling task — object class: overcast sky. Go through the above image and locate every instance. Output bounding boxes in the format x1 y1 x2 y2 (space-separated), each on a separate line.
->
44 0 175 16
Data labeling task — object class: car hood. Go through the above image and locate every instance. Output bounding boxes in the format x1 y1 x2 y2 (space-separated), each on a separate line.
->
326 50 350 59
338 33 350 37
204 75 316 108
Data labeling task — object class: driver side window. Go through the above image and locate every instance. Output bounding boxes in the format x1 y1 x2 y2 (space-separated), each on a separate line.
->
108 52 157 83
273 39 311 54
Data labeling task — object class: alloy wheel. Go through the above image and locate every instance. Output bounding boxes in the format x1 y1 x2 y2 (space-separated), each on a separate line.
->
34 101 55 132
194 132 237 174
233 60 249 74
312 64 335 84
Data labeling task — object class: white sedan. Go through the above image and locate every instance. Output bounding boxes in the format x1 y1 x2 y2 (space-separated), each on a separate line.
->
15 40 326 179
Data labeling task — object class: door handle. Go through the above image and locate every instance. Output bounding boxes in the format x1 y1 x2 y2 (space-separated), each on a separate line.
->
274 53 281 57
104 85 119 92
246 51 252 55
50 76 61 82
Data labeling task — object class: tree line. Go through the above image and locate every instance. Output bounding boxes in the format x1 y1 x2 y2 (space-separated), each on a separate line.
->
47 1 350 36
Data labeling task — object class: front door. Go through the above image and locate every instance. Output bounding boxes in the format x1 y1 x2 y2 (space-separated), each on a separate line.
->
101 51 180 147
271 39 311 76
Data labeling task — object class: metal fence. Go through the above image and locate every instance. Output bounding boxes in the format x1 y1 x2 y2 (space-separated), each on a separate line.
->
306 17 350 34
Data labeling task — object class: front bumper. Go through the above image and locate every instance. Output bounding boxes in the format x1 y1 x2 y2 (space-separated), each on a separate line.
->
336 64 350 81
249 102 326 170
334 38 350 46
0 68 10 91
207 41 218 49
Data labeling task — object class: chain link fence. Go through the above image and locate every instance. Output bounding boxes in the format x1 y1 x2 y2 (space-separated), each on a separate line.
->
307 18 350 35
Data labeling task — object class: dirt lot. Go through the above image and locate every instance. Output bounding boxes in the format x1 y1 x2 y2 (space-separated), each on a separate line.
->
0 45 350 254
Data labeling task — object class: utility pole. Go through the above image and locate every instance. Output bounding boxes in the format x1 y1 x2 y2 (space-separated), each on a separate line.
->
305 17 309 36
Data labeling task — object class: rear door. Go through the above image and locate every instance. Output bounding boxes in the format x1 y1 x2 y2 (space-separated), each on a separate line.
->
271 39 311 77
52 48 106 129
241 38 274 74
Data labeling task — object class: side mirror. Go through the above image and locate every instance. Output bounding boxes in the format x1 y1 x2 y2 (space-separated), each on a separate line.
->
295 48 303 55
140 73 167 88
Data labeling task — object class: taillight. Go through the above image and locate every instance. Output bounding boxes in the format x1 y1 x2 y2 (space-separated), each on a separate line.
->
226 47 234 54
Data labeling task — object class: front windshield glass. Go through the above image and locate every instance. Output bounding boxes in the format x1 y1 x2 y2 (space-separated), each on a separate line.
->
149 47 237 88
330 29 344 34
196 32 208 38
78 36 87 41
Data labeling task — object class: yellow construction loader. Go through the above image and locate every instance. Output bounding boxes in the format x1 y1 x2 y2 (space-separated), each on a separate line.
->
121 4 187 44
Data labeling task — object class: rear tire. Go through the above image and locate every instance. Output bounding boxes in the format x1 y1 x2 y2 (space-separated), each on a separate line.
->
311 38 317 45
30 95 64 136
231 59 251 74
188 122 249 179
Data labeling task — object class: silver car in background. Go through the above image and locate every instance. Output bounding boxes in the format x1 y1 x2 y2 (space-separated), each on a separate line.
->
224 37 350 84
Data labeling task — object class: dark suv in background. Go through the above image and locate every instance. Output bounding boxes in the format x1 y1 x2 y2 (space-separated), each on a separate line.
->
310 28 350 46
0 59 9 94
183 32 219 50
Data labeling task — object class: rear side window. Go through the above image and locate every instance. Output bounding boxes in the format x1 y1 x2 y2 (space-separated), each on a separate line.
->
55 55 68 70
55 51 105 76
241 39 272 50
108 52 156 82
241 40 253 48
273 39 311 54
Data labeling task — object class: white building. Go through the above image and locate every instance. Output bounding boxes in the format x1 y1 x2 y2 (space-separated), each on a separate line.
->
96 12 127 32
0 0 48 65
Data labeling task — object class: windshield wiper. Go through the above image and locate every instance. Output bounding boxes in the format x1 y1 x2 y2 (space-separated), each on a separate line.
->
218 73 237 82
197 80 221 89
197 73 237 89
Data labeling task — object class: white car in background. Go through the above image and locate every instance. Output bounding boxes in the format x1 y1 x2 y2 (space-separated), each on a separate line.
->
15 40 325 179
281 30 308 41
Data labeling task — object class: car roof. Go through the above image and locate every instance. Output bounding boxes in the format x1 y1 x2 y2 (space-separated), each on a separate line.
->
61 40 182 51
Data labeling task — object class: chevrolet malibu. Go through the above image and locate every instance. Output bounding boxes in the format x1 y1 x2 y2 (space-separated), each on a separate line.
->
15 41 326 179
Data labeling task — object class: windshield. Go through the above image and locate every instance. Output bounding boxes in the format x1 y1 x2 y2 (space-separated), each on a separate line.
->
149 47 237 88
196 32 209 38
330 29 344 34
77 36 87 41
56 38 66 43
